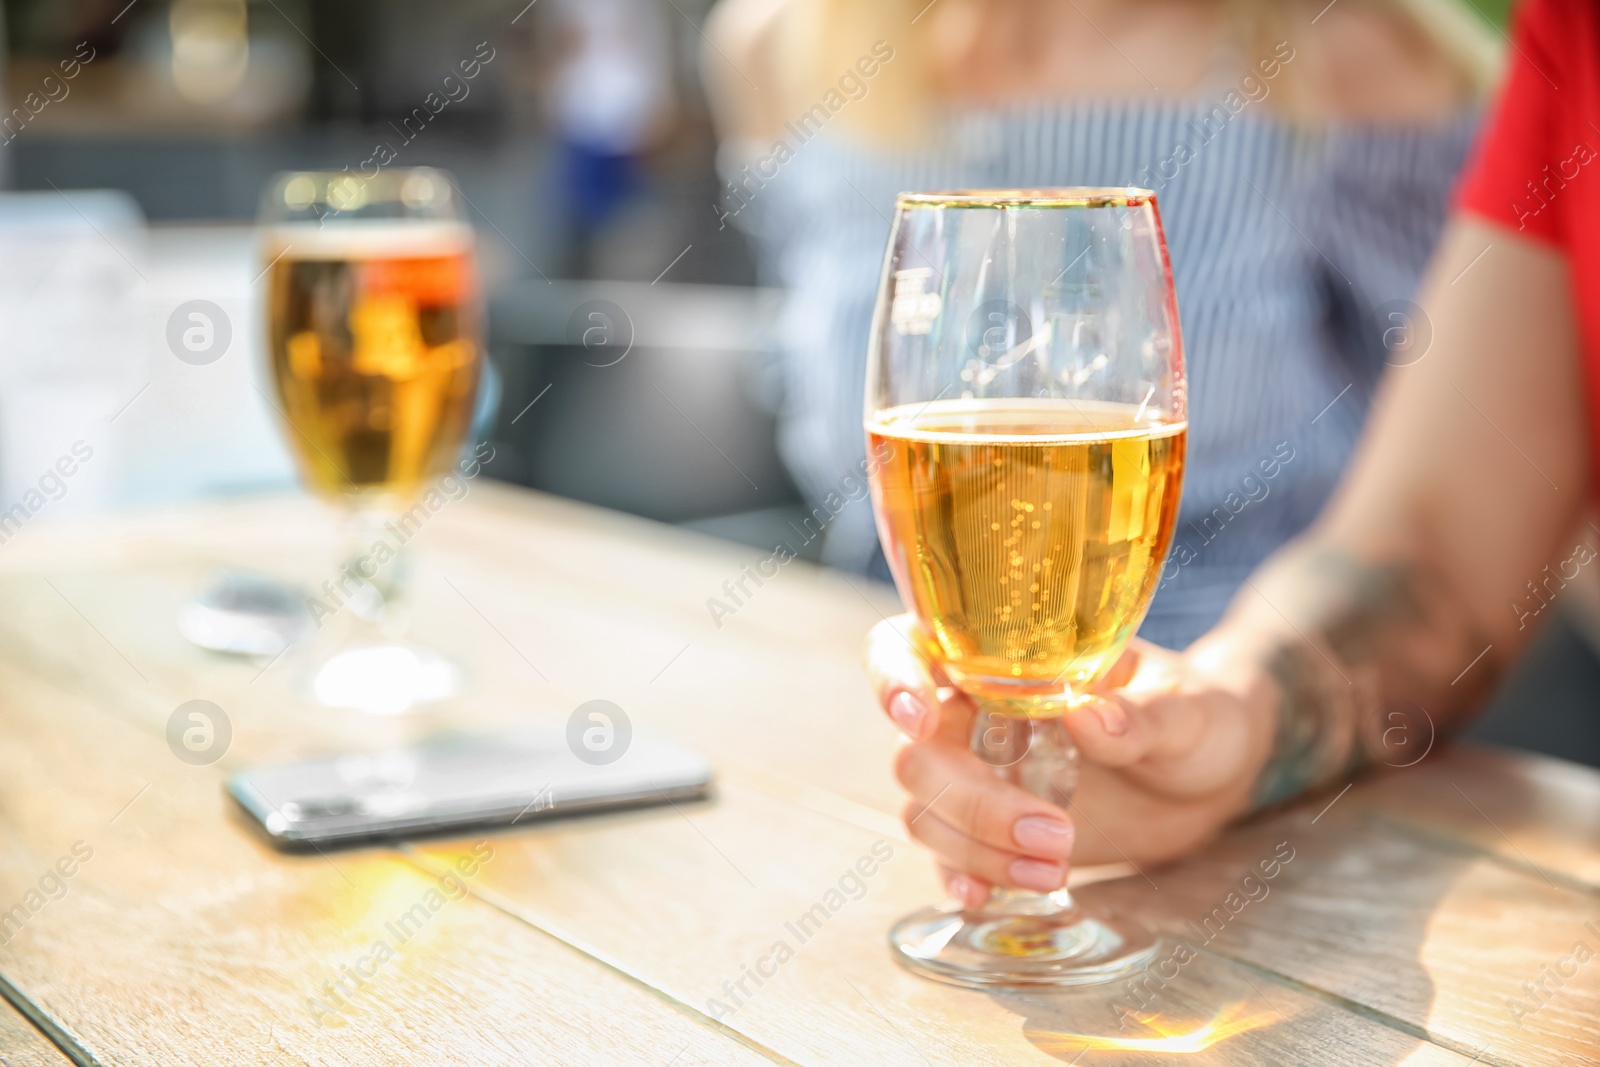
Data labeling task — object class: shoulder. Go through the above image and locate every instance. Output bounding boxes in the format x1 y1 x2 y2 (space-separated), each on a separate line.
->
704 0 795 140
705 0 791 68
1287 0 1485 123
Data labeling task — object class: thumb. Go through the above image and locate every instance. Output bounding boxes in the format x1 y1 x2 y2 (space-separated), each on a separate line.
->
1062 692 1158 769
1064 640 1186 768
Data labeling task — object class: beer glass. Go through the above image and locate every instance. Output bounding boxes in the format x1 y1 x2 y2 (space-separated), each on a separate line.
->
260 167 483 713
866 189 1186 986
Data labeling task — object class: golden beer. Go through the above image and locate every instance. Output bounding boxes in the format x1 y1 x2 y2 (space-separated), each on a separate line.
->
264 220 481 503
868 397 1185 700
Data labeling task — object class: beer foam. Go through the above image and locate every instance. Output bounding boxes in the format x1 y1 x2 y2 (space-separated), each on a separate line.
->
868 397 1186 444
261 219 474 260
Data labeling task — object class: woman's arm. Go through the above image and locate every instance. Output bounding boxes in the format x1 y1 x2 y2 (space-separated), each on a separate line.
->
1224 216 1588 805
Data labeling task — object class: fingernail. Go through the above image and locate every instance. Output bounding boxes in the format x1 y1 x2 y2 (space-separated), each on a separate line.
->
1012 815 1074 857
948 873 980 906
1093 699 1129 737
1010 858 1066 893
889 691 929 738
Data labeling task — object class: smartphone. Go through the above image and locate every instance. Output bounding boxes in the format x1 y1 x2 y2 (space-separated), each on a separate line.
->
227 728 713 848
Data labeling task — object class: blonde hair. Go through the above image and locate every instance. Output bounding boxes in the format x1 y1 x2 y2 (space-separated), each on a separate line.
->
773 0 1502 142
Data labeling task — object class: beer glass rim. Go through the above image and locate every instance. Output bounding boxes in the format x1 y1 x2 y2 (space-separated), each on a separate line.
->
261 166 461 218
896 187 1154 209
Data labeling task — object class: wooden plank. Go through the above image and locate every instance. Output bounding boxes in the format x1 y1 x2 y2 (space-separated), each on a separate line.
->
407 781 1482 1066
1351 745 1600 891
0 487 908 817
0 996 70 1067
0 660 775 1067
1098 800 1600 1067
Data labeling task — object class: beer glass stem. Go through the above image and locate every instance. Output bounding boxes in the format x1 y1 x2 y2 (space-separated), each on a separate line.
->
305 504 457 715
341 508 413 635
969 705 1079 915
888 696 1155 985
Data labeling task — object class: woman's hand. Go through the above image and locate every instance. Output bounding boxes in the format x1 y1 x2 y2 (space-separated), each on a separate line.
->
866 614 1279 906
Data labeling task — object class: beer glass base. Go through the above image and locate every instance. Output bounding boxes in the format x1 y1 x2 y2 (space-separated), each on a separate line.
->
310 643 460 715
181 571 310 657
888 901 1160 988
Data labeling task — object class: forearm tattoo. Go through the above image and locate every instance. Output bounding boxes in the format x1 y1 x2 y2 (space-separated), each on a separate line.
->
1253 639 1371 809
1248 554 1493 811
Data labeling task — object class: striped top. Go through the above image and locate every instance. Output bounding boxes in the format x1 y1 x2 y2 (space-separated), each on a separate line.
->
731 99 1476 649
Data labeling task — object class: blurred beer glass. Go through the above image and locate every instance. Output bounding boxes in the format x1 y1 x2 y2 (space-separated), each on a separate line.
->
259 167 482 713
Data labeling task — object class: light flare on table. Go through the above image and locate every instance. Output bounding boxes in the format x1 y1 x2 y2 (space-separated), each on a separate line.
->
1024 1002 1282 1055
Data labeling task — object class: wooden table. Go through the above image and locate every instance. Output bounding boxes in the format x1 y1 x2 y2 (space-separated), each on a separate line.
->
0 485 1595 1066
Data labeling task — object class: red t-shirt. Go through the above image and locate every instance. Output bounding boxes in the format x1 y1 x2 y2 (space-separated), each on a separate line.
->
1456 0 1600 489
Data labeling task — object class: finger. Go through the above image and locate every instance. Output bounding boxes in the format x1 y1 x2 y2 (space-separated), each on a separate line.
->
906 802 1066 893
1065 688 1214 772
1068 641 1202 768
938 864 992 909
1062 692 1152 768
866 614 954 740
895 740 1075 859
925 685 981 749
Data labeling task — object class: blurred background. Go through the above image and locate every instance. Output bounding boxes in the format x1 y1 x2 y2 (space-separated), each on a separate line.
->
0 0 793 542
2 0 1592 764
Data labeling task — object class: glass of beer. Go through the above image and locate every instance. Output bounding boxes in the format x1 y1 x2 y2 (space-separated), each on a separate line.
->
260 167 482 713
866 189 1186 986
